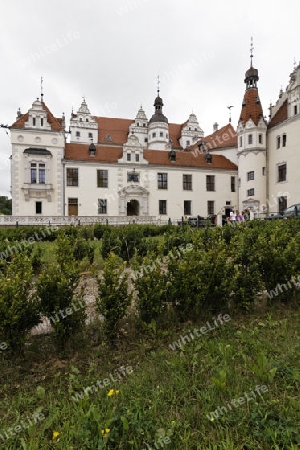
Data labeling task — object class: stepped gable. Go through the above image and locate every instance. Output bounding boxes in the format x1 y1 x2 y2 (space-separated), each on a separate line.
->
11 102 63 131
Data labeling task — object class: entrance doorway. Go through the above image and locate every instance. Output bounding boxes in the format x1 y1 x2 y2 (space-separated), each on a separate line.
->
127 199 139 216
68 198 78 215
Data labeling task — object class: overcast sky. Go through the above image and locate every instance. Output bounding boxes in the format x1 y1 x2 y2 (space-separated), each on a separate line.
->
1 0 299 198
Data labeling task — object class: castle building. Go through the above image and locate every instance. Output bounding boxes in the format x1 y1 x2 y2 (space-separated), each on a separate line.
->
7 56 300 223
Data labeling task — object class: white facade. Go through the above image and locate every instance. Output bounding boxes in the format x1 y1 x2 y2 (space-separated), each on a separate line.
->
8 60 300 221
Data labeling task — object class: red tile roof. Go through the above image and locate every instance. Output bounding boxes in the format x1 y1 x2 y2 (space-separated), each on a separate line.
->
65 143 123 162
268 100 288 130
94 117 133 144
239 89 264 126
93 116 185 148
11 102 63 131
64 142 237 170
190 123 237 151
143 149 237 170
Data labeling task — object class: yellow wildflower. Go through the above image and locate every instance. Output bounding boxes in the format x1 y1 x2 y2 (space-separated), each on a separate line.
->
52 431 59 440
107 389 120 396
101 428 110 438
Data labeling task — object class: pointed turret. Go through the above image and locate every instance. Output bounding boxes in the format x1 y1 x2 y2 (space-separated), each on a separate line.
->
148 83 169 150
237 39 267 214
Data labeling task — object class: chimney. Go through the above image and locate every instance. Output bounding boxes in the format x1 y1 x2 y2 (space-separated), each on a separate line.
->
213 122 218 132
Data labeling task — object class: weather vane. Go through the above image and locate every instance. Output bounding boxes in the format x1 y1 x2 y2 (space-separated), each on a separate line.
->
157 74 160 95
41 77 44 102
227 105 234 123
250 36 254 66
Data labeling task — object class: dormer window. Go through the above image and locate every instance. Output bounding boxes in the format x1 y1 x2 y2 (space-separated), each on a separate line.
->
86 118 89 122
76 131 80 137
89 142 96 157
248 134 253 145
127 153 131 161
152 132 156 138
186 140 190 146
41 118 44 127
32 117 36 126
137 122 140 126
105 134 112 141
135 154 139 162
88 132 93 139
143 123 146 127
79 118 82 122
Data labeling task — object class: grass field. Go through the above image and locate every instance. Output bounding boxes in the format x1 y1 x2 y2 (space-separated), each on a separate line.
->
1 301 299 449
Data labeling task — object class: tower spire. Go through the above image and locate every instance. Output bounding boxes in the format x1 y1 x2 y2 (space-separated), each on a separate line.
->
250 36 254 67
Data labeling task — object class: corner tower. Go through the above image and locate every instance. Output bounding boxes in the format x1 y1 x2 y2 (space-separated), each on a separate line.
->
237 40 267 215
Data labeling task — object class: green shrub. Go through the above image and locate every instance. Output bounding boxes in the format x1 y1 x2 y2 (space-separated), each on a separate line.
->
36 235 86 350
133 254 169 324
0 252 41 354
96 253 132 341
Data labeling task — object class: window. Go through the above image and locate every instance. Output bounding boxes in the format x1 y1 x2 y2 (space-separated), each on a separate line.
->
67 168 79 186
278 163 287 182
127 153 131 161
239 136 242 147
206 175 215 191
97 170 108 188
248 134 253 145
31 163 37 183
152 132 156 138
157 173 168 189
278 196 287 213
144 138 148 143
247 171 254 181
258 134 263 144
184 200 192 215
282 134 287 147
79 118 82 122
98 199 107 214
39 164 45 184
135 154 140 162
159 200 167 215
183 174 192 190
160 132 163 137
207 201 214 215
262 167 266 176
143 123 146 127
127 171 139 182
40 118 44 127
231 176 236 192
32 117 36 126
247 188 254 196
35 201 42 214
105 134 112 141
137 122 140 126
294 105 298 115
31 163 45 184
277 136 281 149
186 140 190 146
86 118 89 122
88 132 93 139
76 131 80 137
